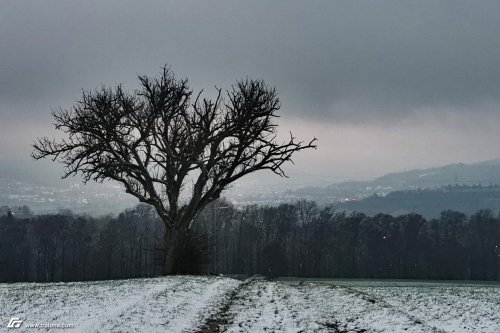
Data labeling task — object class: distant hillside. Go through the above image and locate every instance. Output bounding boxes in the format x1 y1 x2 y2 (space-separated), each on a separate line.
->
334 184 500 218
3 159 500 213
293 159 500 204
372 159 500 189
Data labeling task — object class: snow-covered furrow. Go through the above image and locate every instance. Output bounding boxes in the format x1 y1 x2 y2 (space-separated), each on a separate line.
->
350 285 500 333
2 277 499 332
224 280 430 332
0 276 240 333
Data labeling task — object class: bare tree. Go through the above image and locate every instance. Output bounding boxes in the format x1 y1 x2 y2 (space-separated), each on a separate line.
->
32 66 317 274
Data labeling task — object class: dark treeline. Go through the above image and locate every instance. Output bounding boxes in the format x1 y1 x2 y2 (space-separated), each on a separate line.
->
1 200 500 282
0 205 165 282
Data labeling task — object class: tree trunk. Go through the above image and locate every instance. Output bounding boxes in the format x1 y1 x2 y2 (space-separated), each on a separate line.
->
164 225 188 275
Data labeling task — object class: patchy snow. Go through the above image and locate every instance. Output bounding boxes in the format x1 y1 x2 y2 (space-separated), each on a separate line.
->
224 279 500 333
1 277 499 332
224 280 429 332
0 276 240 332
348 282 500 333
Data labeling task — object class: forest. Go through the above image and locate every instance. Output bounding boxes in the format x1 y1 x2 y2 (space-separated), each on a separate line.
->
1 200 499 282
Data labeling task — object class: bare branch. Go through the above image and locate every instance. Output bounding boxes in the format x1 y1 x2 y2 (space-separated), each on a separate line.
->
33 66 317 231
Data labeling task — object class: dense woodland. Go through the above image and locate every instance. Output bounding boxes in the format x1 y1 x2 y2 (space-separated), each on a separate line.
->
1 200 499 282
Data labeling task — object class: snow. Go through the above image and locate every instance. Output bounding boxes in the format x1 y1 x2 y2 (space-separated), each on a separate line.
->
1 277 499 332
0 276 239 332
224 279 500 332
348 282 500 332
224 280 428 332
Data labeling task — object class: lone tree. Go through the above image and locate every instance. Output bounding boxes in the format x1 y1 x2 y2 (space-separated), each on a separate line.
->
33 66 317 274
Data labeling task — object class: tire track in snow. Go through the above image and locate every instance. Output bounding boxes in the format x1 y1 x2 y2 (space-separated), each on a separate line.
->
333 284 446 333
165 278 241 332
195 277 255 333
2 276 242 333
223 279 348 332
223 279 440 332
82 277 241 333
73 279 187 332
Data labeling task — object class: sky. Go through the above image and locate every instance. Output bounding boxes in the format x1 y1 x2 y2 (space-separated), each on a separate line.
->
1 0 500 185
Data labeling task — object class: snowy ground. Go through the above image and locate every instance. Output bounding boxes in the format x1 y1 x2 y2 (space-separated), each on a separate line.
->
0 276 239 332
339 280 500 333
1 277 499 332
224 279 500 332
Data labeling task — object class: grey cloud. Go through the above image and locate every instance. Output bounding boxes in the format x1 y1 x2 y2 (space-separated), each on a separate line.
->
2 1 500 124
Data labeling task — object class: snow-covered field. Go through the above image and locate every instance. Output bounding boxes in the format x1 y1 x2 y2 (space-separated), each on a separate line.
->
0 276 239 332
1 277 499 332
225 279 500 333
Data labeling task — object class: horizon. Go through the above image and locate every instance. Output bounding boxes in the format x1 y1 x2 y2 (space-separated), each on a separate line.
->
2 156 500 189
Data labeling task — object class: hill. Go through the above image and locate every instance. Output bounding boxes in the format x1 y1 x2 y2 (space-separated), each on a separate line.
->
335 184 500 218
292 159 500 205
2 158 500 213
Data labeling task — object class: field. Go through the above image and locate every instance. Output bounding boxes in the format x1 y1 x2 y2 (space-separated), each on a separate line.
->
1 277 499 332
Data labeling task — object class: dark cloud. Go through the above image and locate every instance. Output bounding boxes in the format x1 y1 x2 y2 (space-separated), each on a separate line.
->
1 1 500 123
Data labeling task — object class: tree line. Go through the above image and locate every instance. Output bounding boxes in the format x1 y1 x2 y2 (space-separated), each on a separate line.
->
0 205 164 282
1 200 499 282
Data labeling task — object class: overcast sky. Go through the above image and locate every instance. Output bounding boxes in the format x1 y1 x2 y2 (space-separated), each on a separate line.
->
2 0 500 184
